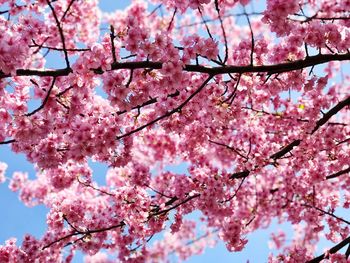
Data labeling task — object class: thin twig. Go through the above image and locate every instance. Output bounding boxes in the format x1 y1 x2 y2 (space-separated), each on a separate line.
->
209 139 248 160
224 177 247 202
148 4 162 17
300 202 350 225
198 7 214 40
243 6 255 66
61 0 75 21
46 0 71 69
214 0 228 64
26 77 56 116
167 8 177 31
125 69 134 88
116 75 213 140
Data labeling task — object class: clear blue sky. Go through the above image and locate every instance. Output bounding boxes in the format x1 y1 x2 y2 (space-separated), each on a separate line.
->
0 0 342 262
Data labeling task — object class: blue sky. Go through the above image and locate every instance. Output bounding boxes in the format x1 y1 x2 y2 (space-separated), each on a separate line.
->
0 0 347 262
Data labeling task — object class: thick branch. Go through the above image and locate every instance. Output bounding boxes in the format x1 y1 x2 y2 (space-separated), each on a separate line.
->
0 139 16 145
232 96 350 177
307 236 350 263
270 95 350 160
312 96 350 134
270 139 301 160
61 0 75 21
1 53 350 79
326 167 350 180
230 170 250 179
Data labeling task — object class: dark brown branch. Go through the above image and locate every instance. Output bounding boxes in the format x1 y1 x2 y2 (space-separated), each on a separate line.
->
271 96 350 160
121 54 137 60
243 6 255 66
116 75 213 140
77 177 114 196
25 77 56 116
129 234 154 252
167 8 177 31
223 73 240 104
198 7 214 40
307 236 350 263
42 221 125 250
336 137 350 146
110 25 117 65
312 96 350 134
224 177 247 202
214 0 228 64
30 40 89 52
301 202 350 225
150 194 200 217
42 230 80 250
125 69 134 88
0 68 71 78
116 90 179 116
63 215 80 232
148 4 162 17
230 170 250 179
56 85 74 97
146 185 175 199
243 106 349 127
326 167 350 180
209 139 248 160
270 139 301 160
61 0 75 21
46 0 70 69
0 139 16 145
172 53 350 75
290 11 350 23
1 53 350 79
232 96 350 178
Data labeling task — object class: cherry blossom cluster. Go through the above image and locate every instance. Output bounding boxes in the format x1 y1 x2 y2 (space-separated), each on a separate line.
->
0 17 30 74
154 0 211 12
0 0 350 262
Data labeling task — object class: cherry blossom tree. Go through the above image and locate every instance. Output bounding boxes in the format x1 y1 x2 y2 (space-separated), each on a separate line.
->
0 0 350 262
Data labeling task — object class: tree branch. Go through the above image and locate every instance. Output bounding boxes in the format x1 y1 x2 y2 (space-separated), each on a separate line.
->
326 167 350 180
2 53 349 79
307 236 350 263
25 77 56 116
46 0 71 69
116 75 213 140
270 95 350 160
312 96 350 134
